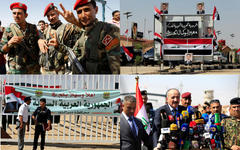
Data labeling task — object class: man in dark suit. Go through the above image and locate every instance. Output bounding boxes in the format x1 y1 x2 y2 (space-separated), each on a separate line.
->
152 88 186 148
120 95 153 150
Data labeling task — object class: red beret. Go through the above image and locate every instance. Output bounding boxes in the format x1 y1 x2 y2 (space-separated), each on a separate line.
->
73 0 92 10
182 92 191 99
10 2 27 12
44 3 55 17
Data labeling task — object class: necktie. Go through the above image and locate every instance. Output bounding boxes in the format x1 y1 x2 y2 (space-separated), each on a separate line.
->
128 117 137 137
172 109 177 116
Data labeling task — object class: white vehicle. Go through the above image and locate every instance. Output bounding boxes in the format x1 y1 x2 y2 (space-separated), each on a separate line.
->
213 51 227 63
154 14 215 64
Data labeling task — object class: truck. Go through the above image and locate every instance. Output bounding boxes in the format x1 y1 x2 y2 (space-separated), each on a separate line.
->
154 14 215 65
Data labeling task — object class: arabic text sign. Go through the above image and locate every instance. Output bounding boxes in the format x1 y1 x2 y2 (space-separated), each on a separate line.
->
166 21 199 38
6 86 120 115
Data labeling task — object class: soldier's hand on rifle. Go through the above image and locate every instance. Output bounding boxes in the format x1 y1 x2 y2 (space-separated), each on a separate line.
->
48 32 58 48
8 36 23 46
38 39 48 53
56 3 82 28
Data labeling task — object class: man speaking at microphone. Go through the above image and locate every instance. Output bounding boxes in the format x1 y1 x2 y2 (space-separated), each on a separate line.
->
153 88 186 148
120 96 153 150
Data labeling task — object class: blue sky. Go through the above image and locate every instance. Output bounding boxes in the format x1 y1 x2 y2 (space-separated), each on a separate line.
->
0 0 119 27
121 0 240 48
120 75 240 108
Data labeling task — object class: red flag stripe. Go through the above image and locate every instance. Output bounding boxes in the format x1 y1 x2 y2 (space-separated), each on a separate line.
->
154 32 163 40
236 49 240 53
134 81 144 116
164 39 212 44
154 6 162 15
122 45 133 58
212 6 216 20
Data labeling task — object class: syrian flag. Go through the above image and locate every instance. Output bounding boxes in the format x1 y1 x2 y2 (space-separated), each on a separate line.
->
154 32 164 44
4 86 24 104
236 49 240 55
134 78 151 134
213 29 217 39
122 45 133 61
154 6 162 19
212 6 220 21
125 29 128 34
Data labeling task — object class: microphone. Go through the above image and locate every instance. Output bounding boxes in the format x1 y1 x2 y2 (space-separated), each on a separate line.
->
209 124 217 139
157 109 170 149
181 110 189 123
214 113 221 131
179 123 188 149
210 139 216 149
169 123 178 149
202 113 209 123
214 113 223 149
168 115 175 123
187 105 194 115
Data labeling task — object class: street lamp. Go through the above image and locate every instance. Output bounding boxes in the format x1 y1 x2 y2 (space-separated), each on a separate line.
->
124 12 132 45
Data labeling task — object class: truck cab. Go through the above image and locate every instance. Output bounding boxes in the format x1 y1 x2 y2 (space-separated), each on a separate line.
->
154 14 215 64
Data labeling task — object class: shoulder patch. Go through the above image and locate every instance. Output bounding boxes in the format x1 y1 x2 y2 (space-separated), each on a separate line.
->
102 34 113 46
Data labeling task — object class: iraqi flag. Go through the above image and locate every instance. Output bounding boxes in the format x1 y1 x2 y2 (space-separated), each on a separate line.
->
212 6 220 21
122 45 133 61
154 6 162 19
4 86 24 104
134 78 151 134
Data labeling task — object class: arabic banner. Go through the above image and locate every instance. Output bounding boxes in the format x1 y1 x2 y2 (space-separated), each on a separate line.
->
166 21 199 38
3 85 120 115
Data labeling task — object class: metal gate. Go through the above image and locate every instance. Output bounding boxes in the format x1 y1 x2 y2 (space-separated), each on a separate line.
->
0 75 120 143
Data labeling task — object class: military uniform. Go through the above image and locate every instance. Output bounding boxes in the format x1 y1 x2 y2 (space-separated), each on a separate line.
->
0 23 40 74
221 117 240 149
32 106 51 150
57 19 120 74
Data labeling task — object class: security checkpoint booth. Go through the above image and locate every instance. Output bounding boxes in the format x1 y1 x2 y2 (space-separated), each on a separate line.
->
0 75 120 144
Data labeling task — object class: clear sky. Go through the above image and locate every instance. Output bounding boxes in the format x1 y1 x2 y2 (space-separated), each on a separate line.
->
120 75 240 109
0 0 119 27
121 0 240 48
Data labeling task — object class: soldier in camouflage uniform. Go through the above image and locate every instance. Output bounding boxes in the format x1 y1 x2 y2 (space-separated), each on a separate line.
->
221 97 240 150
49 0 120 74
38 3 81 74
0 2 40 74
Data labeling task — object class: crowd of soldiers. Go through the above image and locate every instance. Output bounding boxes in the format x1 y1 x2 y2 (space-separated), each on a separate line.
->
120 89 240 150
0 0 120 74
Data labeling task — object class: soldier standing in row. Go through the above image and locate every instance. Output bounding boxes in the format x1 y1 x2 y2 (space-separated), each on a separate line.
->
32 98 51 150
38 3 81 74
222 97 240 150
0 2 40 74
48 0 120 74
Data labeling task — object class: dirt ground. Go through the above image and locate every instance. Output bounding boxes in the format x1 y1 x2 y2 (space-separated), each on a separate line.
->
1 142 120 150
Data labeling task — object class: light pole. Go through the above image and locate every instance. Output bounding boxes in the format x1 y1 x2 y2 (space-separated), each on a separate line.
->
123 12 132 45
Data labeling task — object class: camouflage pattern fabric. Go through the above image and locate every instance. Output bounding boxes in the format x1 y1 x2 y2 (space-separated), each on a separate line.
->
39 23 81 74
221 117 240 149
0 23 40 74
57 19 120 74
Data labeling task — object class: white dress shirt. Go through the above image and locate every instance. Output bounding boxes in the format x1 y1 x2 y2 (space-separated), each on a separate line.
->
17 103 29 123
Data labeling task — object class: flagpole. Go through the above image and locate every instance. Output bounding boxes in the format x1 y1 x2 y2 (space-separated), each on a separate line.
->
135 76 139 85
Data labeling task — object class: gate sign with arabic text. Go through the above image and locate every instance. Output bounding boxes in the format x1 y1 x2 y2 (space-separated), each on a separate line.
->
4 86 120 115
166 21 199 38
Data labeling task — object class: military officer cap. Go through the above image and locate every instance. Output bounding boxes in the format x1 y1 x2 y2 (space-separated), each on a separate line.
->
24 96 31 102
10 2 27 12
44 3 56 17
141 90 147 96
40 98 46 103
182 92 191 99
230 97 240 105
73 0 96 10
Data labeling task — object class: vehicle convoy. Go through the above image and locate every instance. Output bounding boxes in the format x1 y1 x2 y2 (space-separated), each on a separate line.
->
154 13 215 65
